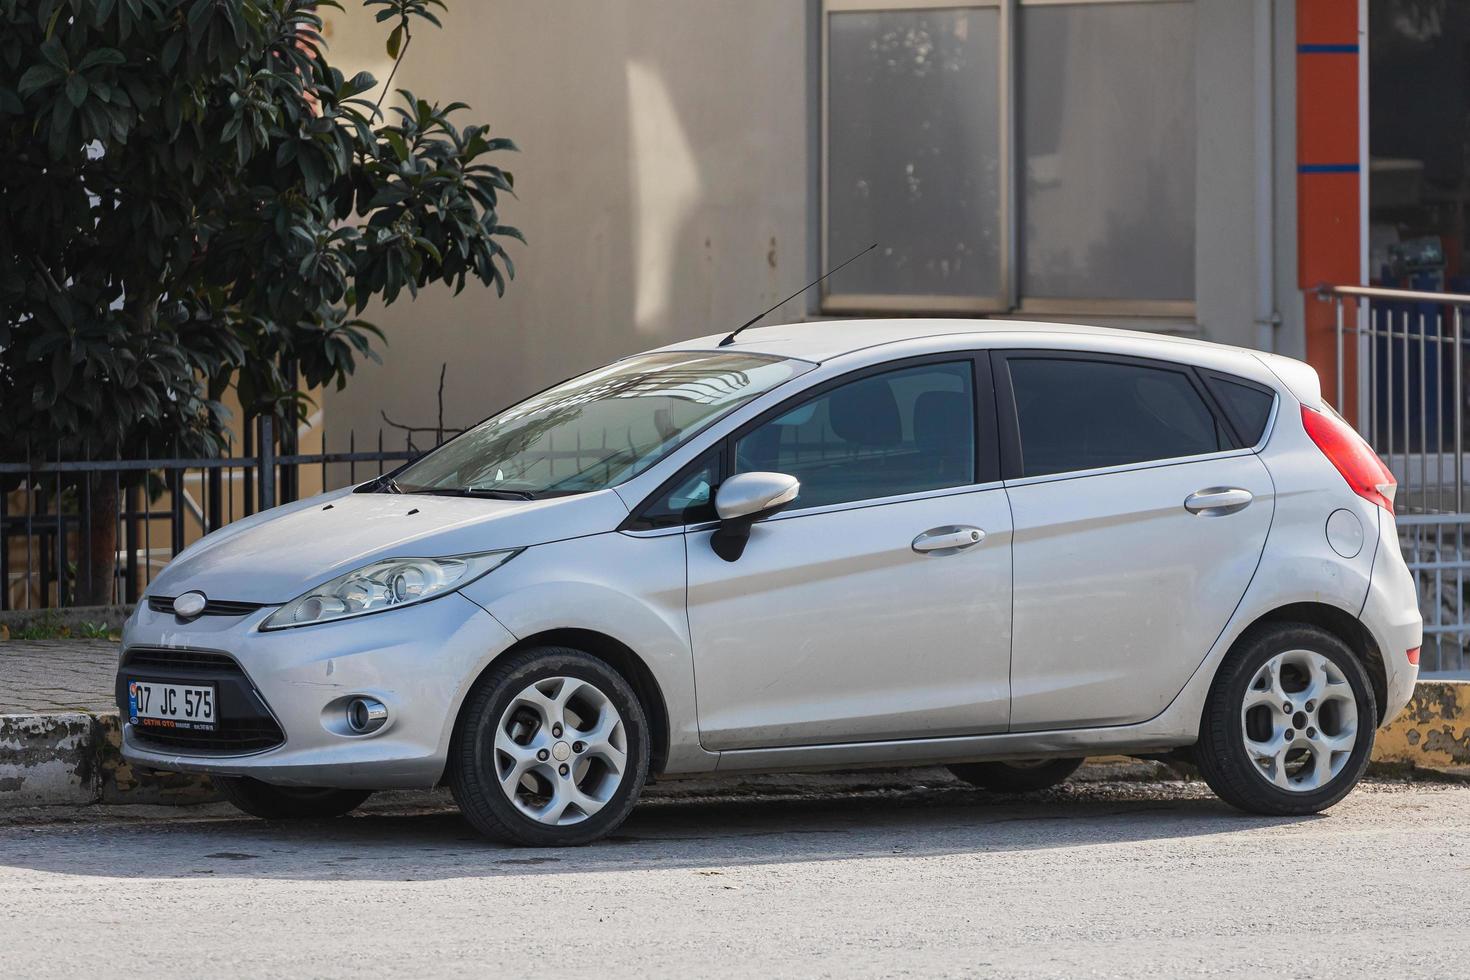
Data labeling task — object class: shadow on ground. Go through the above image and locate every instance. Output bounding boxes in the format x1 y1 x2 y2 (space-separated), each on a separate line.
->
0 770 1313 882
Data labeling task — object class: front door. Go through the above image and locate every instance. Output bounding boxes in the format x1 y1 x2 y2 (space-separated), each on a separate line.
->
683 357 1013 751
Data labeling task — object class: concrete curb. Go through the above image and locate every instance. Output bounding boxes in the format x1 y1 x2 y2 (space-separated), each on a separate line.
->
1373 679 1470 776
3 680 1467 810
0 710 215 808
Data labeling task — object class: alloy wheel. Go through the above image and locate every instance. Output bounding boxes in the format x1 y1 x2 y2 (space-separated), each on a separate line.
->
1240 648 1359 792
493 675 628 825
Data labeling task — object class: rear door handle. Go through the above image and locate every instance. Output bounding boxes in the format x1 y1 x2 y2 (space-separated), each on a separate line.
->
1184 487 1253 516
912 525 986 554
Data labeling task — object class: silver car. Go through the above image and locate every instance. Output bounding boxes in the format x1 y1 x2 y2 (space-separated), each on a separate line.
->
118 320 1422 846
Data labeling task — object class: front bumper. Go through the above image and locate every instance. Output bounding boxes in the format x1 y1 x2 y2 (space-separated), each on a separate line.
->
117 592 516 789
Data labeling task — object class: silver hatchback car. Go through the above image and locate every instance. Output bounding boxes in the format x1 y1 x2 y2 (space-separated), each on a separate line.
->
119 320 1422 846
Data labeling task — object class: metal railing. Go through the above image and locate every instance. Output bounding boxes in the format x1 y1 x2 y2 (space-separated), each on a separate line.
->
1320 283 1470 674
0 417 423 611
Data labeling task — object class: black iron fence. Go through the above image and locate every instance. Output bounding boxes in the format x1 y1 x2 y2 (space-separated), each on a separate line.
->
0 417 427 610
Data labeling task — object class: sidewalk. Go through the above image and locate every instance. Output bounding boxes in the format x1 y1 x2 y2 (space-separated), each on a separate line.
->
2 639 1466 809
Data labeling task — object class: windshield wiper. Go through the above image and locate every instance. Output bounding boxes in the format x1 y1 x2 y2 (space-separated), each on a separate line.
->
407 487 538 500
375 476 405 494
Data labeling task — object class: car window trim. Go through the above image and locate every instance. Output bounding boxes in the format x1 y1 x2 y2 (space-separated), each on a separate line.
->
990 348 1245 482
622 479 1009 537
620 351 1000 529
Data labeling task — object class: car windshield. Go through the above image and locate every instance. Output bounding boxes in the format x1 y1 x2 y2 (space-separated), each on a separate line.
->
392 351 812 497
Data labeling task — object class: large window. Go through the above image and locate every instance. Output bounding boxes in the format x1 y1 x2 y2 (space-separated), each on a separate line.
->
393 352 811 498
734 361 977 509
1005 357 1225 477
823 0 1196 316
1369 1 1470 290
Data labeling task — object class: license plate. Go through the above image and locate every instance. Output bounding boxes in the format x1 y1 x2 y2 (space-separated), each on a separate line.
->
128 680 217 731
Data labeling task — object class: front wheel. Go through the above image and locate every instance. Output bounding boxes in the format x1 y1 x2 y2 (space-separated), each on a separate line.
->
1196 623 1376 816
449 646 650 846
211 775 372 820
948 757 1085 793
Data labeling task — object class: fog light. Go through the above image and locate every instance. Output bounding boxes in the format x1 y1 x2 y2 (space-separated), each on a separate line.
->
345 697 389 735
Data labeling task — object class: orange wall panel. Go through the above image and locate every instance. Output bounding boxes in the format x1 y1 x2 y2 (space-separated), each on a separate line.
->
1297 54 1359 165
1297 0 1357 46
1297 172 1359 289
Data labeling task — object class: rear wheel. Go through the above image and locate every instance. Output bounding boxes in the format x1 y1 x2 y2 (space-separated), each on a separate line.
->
948 757 1085 793
1196 623 1376 816
211 775 371 820
450 645 650 846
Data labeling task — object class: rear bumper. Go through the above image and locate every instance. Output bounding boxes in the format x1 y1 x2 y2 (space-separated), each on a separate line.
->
1361 512 1422 725
117 592 516 789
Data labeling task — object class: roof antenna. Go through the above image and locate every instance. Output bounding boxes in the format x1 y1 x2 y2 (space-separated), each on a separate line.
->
718 242 877 347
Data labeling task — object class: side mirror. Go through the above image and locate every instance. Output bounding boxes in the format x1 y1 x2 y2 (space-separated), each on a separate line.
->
710 472 800 562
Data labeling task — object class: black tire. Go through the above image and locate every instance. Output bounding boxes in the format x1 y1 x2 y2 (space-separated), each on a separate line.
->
948 757 1085 792
211 775 371 820
449 645 650 847
1196 623 1376 816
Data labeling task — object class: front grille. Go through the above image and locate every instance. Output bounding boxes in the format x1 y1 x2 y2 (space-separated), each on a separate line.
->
146 595 266 617
126 723 285 754
123 648 239 671
120 647 285 755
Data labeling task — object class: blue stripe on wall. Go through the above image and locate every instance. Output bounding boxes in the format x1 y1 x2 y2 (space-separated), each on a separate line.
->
1297 43 1359 54
1298 163 1361 174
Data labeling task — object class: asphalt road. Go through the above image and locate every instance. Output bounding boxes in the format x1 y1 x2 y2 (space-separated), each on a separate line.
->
0 769 1466 978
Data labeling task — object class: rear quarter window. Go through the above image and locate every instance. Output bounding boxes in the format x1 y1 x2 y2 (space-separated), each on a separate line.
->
1204 373 1277 446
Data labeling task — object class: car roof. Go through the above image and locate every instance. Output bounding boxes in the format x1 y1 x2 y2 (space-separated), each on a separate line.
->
653 318 1320 406
659 318 1244 365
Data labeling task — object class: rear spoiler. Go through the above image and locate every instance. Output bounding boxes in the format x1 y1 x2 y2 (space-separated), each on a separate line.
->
1251 351 1324 411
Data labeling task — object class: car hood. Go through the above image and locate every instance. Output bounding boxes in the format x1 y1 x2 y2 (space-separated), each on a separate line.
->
146 486 631 604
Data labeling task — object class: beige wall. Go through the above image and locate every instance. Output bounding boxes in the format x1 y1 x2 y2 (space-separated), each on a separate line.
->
321 0 815 448
319 0 1298 460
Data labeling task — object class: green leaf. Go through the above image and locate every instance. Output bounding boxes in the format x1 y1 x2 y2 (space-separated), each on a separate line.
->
78 48 126 72
65 73 88 108
385 24 403 60
161 31 183 72
383 129 408 161
39 37 67 70
16 63 63 96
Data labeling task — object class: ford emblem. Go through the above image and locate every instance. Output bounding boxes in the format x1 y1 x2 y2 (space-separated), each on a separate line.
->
173 591 207 618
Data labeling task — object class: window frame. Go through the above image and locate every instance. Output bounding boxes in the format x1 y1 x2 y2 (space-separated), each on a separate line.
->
990 348 1250 483
820 0 1198 319
622 351 1002 530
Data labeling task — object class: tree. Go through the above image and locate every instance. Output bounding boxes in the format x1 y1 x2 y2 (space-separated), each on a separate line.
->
0 0 522 604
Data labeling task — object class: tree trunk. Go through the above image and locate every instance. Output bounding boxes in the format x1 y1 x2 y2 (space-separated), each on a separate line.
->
77 474 119 607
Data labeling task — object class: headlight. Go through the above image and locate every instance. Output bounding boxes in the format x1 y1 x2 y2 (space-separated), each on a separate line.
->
261 550 519 630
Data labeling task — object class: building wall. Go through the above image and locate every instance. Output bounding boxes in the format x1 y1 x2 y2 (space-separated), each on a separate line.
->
321 0 815 444
321 1 1303 454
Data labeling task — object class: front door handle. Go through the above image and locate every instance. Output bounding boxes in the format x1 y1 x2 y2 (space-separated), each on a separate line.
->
912 525 986 555
1184 487 1253 516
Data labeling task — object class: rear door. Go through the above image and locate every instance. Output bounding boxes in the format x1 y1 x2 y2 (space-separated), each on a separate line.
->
995 351 1275 730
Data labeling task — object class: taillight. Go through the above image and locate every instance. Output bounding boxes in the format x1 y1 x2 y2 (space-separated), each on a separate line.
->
1300 406 1397 512
1406 647 1421 666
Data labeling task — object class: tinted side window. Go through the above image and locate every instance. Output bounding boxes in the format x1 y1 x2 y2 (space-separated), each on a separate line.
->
634 450 723 529
1205 374 1276 446
734 361 976 509
1008 358 1225 477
